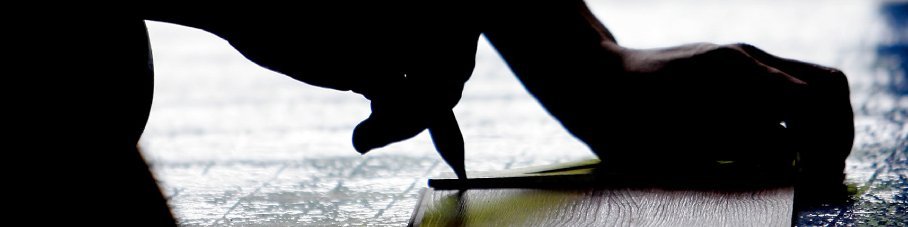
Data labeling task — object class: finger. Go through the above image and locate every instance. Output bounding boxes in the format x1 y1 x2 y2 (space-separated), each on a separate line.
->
428 110 467 179
351 30 479 156
732 43 854 183
402 20 478 176
733 43 847 87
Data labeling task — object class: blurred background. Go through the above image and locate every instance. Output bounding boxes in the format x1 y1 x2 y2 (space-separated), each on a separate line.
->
141 0 906 225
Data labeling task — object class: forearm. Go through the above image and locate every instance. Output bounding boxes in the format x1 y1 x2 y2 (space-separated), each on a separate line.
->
482 0 625 93
482 0 628 149
141 8 405 94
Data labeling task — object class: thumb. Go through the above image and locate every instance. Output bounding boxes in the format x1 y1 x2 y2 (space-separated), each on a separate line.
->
352 98 430 154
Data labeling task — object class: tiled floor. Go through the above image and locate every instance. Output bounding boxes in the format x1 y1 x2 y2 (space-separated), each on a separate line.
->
141 0 907 226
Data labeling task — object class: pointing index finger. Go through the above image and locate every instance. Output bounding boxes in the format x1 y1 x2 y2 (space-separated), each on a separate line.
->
428 110 467 180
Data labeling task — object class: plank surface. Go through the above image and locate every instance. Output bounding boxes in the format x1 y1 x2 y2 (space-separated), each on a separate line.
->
417 160 796 226
428 158 794 190
412 187 794 227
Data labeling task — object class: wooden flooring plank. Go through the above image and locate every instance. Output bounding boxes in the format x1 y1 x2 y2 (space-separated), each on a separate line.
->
412 187 794 227
416 159 796 226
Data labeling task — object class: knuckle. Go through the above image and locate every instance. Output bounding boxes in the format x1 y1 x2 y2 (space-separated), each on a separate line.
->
806 66 850 91
700 45 746 61
729 42 756 51
680 42 720 54
711 45 741 55
826 68 850 87
693 42 720 50
828 68 846 78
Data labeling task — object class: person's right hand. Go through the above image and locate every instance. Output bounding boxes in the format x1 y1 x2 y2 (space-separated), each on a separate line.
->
484 1 853 182
608 43 853 177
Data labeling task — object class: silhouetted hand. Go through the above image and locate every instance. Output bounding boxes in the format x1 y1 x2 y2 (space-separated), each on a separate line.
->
485 1 853 181
612 43 852 172
146 6 478 178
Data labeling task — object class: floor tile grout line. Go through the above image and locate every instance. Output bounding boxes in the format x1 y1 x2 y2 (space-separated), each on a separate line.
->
373 180 419 219
212 163 288 225
201 161 215 175
348 156 373 178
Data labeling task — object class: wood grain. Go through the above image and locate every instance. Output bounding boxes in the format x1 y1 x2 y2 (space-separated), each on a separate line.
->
411 187 794 227
419 160 795 226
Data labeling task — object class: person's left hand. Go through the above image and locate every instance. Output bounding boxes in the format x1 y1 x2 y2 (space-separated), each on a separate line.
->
147 6 480 178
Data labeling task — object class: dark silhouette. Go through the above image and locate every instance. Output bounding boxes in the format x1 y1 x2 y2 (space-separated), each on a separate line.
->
18 1 853 225
491 1 849 168
145 4 479 180
483 1 852 203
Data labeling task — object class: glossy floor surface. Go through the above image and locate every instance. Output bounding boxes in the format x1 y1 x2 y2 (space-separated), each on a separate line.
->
142 0 907 225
